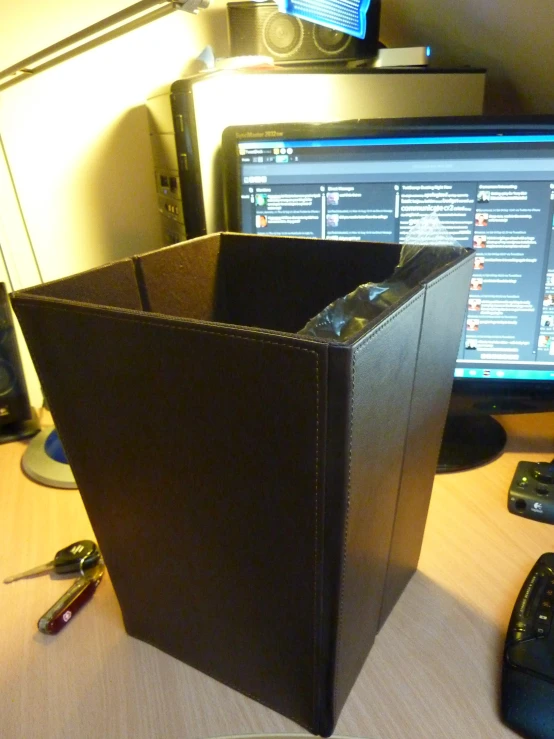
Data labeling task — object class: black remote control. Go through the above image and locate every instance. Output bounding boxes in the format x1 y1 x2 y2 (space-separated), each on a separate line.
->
502 553 554 738
508 461 554 524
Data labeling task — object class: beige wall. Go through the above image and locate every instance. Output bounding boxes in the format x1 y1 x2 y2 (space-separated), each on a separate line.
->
1 0 140 72
379 0 554 115
0 8 225 286
0 4 226 406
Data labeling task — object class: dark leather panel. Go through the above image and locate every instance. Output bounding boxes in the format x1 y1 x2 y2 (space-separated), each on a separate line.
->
135 233 223 319
332 291 425 721
379 255 474 627
23 259 142 311
13 297 329 733
135 233 401 332
216 233 402 334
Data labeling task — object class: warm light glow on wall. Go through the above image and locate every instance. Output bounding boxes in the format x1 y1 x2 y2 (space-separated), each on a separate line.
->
0 5 218 405
0 10 215 283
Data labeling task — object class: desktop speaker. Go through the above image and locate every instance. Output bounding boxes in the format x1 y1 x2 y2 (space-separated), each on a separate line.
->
227 0 381 63
0 282 38 442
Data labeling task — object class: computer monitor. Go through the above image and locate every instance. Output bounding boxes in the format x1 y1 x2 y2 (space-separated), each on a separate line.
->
222 115 554 472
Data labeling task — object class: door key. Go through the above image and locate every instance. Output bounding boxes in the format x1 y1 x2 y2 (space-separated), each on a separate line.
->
3 540 100 583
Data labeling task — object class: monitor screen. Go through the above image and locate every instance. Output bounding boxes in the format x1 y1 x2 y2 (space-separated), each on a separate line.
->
222 116 554 471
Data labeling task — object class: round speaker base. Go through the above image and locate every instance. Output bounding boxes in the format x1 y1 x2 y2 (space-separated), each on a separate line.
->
0 407 40 445
21 426 77 489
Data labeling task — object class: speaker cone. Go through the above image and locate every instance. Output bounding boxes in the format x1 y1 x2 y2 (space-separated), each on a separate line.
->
263 11 304 56
313 24 352 54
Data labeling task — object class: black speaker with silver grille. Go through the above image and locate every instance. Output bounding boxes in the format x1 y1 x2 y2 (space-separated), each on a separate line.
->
227 0 380 63
0 283 39 443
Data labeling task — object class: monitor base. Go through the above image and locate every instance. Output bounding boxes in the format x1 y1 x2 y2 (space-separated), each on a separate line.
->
436 414 507 474
21 426 77 489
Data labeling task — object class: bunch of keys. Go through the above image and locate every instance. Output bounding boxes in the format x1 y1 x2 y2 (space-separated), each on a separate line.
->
3 540 104 634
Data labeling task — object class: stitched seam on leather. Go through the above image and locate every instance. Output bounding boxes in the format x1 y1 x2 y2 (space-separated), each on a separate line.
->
332 294 423 716
422 253 473 288
375 289 427 630
312 352 321 729
15 300 319 349
18 300 322 728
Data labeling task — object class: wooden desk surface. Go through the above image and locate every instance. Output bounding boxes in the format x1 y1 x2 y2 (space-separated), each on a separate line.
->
1 413 553 739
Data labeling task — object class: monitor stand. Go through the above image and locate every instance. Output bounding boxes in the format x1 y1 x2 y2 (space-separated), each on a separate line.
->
436 414 507 474
21 426 77 489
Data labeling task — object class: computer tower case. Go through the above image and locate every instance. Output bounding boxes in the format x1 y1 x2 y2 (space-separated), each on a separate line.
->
145 66 486 244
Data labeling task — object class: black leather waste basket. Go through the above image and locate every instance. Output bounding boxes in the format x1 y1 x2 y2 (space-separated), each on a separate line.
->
12 232 473 736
